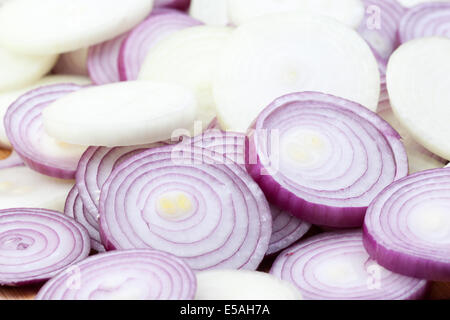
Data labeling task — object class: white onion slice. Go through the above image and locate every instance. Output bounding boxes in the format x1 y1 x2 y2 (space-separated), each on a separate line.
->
139 26 232 128
0 75 91 148
213 13 380 132
195 270 302 300
0 46 57 92
227 0 365 29
0 0 154 54
189 0 230 26
387 37 450 160
0 166 73 211
378 108 447 173
42 81 198 147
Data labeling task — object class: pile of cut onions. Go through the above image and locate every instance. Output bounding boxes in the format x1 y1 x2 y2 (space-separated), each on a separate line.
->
0 0 448 301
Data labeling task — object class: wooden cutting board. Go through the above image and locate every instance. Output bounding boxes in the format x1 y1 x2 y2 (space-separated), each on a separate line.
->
0 149 449 300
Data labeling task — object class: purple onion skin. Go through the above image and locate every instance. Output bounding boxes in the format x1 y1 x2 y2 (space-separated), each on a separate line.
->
155 0 190 10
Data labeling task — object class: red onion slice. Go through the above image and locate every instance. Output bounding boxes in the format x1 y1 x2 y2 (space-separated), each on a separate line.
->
358 0 405 61
155 0 191 10
270 231 428 300
364 168 450 281
0 208 90 286
0 150 24 169
118 8 201 81
247 92 408 228
399 2 450 44
64 186 105 253
76 143 163 217
87 33 129 85
4 83 86 179
36 249 196 300
267 205 311 256
99 145 272 271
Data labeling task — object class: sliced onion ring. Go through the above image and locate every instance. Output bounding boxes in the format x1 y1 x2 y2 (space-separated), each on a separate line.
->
99 145 272 271
399 2 450 44
213 13 380 132
364 168 450 281
64 186 105 252
76 143 163 217
119 8 201 81
87 32 129 85
247 91 407 228
0 208 90 286
270 231 428 300
4 84 87 179
0 150 24 169
35 249 196 300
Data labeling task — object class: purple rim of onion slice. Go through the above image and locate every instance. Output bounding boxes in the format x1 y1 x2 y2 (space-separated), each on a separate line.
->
246 91 408 228
76 143 163 217
35 249 196 300
398 2 450 44
358 0 405 61
0 208 90 286
87 32 129 85
4 83 84 179
155 0 191 10
266 205 311 256
364 168 450 281
0 150 24 169
99 144 272 271
118 8 201 81
64 186 105 252
270 231 428 300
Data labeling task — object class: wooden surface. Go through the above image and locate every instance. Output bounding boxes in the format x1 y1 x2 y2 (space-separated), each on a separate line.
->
0 149 449 300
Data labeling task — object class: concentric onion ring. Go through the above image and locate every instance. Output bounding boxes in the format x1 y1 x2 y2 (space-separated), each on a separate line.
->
35 249 196 300
270 231 428 300
119 8 201 81
99 145 272 271
399 2 450 44
87 32 129 85
364 168 450 281
0 208 90 286
76 143 162 216
267 205 311 256
4 83 86 179
247 91 407 228
64 186 105 252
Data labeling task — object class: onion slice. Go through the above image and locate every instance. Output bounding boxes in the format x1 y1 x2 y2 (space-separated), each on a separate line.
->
213 13 380 132
4 84 87 179
36 249 196 300
140 26 231 128
247 91 407 228
64 186 105 252
0 166 74 211
87 33 129 85
267 205 311 256
270 231 428 300
387 37 450 160
227 0 365 28
0 150 24 169
0 208 90 286
99 145 272 271
195 270 302 300
189 0 229 26
120 8 201 81
42 81 197 147
358 0 405 61
0 0 154 55
155 0 191 10
76 143 163 217
399 2 450 44
397 0 450 9
364 168 450 281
